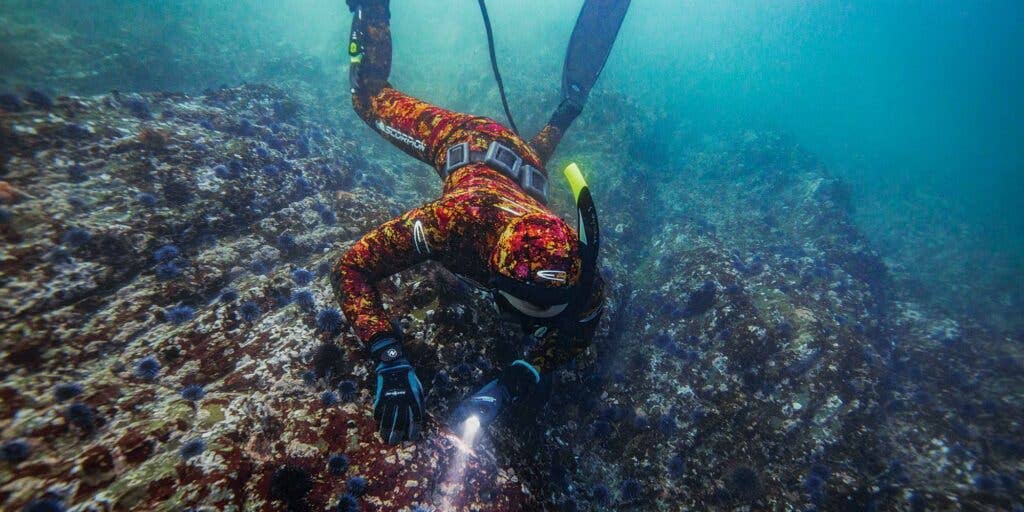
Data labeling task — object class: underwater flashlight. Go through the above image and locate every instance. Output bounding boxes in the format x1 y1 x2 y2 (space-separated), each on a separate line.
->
463 415 481 438
450 414 482 454
461 414 483 448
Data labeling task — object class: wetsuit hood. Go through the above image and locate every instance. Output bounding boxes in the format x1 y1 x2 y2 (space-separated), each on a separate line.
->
489 212 581 293
488 163 600 322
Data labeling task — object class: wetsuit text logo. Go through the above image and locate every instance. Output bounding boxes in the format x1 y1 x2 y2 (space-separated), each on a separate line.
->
376 120 426 152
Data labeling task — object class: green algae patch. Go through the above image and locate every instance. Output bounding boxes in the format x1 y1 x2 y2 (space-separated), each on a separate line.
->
750 287 789 317
347 431 362 452
159 401 196 426
200 402 226 428
101 453 179 510
409 298 438 322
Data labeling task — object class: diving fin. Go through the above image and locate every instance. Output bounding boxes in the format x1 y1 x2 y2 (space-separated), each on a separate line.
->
561 0 632 108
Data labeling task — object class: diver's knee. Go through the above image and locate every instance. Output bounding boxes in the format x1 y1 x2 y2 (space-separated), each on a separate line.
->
350 91 377 123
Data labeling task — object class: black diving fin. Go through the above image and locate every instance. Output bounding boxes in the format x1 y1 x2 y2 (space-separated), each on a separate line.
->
561 0 632 108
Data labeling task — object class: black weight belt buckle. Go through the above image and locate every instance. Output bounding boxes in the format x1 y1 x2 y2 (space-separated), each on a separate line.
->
444 141 548 204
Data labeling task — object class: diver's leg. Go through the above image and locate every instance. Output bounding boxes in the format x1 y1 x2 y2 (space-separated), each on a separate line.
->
349 2 487 176
528 99 583 165
531 0 629 165
348 1 391 99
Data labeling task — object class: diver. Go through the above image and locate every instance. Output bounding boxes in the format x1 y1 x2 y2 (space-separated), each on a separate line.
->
333 0 628 444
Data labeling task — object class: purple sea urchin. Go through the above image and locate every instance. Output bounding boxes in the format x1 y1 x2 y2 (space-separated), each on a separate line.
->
134 356 161 380
313 343 345 381
0 92 23 111
67 164 88 182
316 308 343 334
238 301 261 322
65 402 96 432
328 453 350 476
180 384 206 401
1 438 30 463
277 233 297 253
292 289 315 309
166 305 195 324
250 258 271 275
22 498 66 512
53 382 84 402
155 261 183 280
270 465 313 510
26 90 54 109
62 227 91 247
153 244 180 262
179 438 206 459
338 380 358 402
321 390 339 406
292 268 314 286
336 493 360 512
347 476 367 496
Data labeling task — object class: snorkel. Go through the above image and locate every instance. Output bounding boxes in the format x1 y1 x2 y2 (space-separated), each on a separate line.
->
563 162 600 318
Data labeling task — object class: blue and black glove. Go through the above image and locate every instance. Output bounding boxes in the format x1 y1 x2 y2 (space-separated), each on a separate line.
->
451 359 541 431
371 338 423 444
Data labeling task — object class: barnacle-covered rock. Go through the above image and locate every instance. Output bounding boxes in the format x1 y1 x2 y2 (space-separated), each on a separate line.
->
0 82 1019 512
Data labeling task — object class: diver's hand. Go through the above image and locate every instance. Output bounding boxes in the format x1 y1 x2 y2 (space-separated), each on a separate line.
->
452 379 509 430
371 339 423 444
451 360 540 431
374 358 424 444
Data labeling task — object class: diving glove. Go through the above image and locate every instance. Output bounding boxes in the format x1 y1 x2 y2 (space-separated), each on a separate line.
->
371 338 424 444
451 360 541 430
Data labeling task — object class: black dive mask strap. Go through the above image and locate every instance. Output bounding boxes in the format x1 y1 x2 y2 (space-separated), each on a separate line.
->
488 274 577 307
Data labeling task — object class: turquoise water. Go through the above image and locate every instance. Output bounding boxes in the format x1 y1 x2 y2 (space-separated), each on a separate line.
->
603 1 1024 323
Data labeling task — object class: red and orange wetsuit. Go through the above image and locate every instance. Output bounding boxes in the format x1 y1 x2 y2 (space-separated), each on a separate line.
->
331 3 604 373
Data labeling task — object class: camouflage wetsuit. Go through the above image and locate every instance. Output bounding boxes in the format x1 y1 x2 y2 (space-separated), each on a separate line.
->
331 3 604 373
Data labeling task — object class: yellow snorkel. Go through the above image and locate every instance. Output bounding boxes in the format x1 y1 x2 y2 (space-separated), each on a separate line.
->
563 162 588 203
562 163 600 311
562 162 598 247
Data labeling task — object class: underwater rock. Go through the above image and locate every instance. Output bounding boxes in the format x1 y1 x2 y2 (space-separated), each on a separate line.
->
0 83 1018 512
0 85 538 511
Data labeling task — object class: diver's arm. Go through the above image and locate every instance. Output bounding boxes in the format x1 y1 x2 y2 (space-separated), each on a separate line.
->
331 207 441 348
332 203 446 444
525 273 606 372
450 274 605 429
